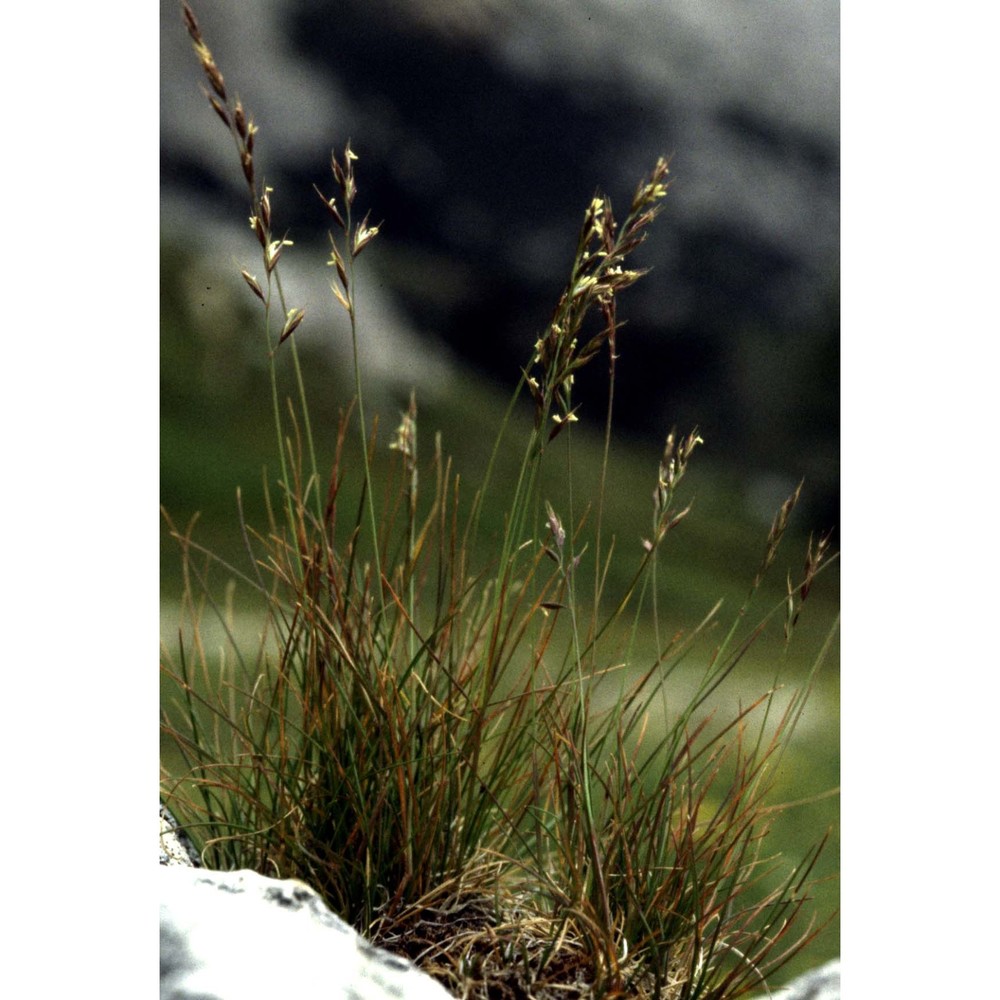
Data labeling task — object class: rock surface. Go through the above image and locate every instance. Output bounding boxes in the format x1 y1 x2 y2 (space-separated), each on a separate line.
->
749 958 840 1000
160 866 454 1000
160 802 201 868
160 805 452 999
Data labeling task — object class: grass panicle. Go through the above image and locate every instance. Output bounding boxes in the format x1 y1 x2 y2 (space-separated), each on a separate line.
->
163 7 838 999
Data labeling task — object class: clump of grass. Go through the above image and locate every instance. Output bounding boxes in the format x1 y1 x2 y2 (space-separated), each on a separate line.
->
162 6 838 999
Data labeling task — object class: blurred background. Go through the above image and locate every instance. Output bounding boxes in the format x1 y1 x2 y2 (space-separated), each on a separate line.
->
161 0 839 535
161 0 839 980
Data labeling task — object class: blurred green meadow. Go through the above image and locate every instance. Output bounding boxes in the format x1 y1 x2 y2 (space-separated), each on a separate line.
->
161 236 839 982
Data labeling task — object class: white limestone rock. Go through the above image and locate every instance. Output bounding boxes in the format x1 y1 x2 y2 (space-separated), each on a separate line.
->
160 866 454 1000
750 958 840 1000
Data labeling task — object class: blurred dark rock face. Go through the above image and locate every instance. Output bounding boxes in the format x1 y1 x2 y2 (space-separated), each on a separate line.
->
161 0 839 531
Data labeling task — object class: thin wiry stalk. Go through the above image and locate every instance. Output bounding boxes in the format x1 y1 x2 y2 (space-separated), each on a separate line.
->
181 0 319 543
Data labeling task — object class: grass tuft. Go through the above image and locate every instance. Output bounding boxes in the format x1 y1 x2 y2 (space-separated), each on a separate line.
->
162 6 838 998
